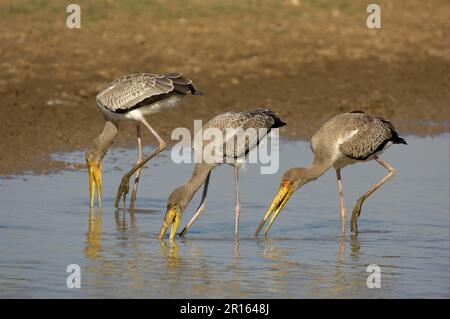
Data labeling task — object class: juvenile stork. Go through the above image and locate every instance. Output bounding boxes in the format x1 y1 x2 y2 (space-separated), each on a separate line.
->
158 109 286 240
255 111 406 237
85 72 202 209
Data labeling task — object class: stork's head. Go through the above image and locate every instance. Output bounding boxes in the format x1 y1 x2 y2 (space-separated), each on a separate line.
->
255 167 320 237
84 120 118 209
158 186 192 240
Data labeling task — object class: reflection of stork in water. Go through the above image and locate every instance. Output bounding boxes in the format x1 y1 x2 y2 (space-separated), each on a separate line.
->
256 111 406 237
85 73 202 210
158 109 286 240
160 239 181 281
85 208 102 260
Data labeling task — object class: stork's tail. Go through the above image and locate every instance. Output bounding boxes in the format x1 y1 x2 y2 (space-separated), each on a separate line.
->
189 84 203 96
252 108 287 128
394 136 407 145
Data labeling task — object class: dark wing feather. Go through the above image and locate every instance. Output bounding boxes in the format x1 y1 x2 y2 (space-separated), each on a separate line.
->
167 73 192 85
165 72 202 95
339 115 396 160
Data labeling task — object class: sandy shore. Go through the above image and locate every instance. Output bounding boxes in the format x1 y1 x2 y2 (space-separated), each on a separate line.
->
0 0 448 176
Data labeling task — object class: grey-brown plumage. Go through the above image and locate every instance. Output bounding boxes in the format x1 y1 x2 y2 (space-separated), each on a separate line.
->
310 111 407 169
158 109 286 240
96 72 201 114
200 109 286 161
256 111 406 238
86 72 201 210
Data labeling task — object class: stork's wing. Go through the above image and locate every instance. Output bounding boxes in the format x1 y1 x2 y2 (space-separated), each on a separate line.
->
96 73 196 112
339 116 393 160
200 109 285 159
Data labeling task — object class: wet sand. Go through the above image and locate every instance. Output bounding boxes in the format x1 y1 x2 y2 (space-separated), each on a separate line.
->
0 0 448 175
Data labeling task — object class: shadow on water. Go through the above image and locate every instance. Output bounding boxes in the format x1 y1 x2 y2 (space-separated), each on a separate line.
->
0 134 448 298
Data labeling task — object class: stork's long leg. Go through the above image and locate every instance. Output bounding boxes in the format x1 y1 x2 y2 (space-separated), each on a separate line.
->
115 117 166 209
350 156 397 233
335 169 346 233
129 124 143 210
234 166 241 239
179 172 212 237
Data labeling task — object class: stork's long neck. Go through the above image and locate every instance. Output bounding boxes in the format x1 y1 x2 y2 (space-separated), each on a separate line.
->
86 121 119 163
183 163 216 202
304 157 331 182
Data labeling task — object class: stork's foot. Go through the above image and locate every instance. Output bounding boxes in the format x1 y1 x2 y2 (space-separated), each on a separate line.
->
114 175 131 209
350 199 363 233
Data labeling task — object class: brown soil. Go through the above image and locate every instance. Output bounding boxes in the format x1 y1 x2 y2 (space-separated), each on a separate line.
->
0 0 448 176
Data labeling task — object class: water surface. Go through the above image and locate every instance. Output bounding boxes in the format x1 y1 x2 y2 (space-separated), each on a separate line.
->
0 135 448 298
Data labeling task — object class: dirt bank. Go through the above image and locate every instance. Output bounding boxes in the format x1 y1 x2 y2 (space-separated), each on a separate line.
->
0 0 448 175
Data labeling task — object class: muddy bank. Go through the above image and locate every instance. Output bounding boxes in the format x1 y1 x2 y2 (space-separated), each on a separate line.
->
0 0 447 175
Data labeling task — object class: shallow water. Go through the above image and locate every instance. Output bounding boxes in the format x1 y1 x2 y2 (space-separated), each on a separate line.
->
0 135 448 298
